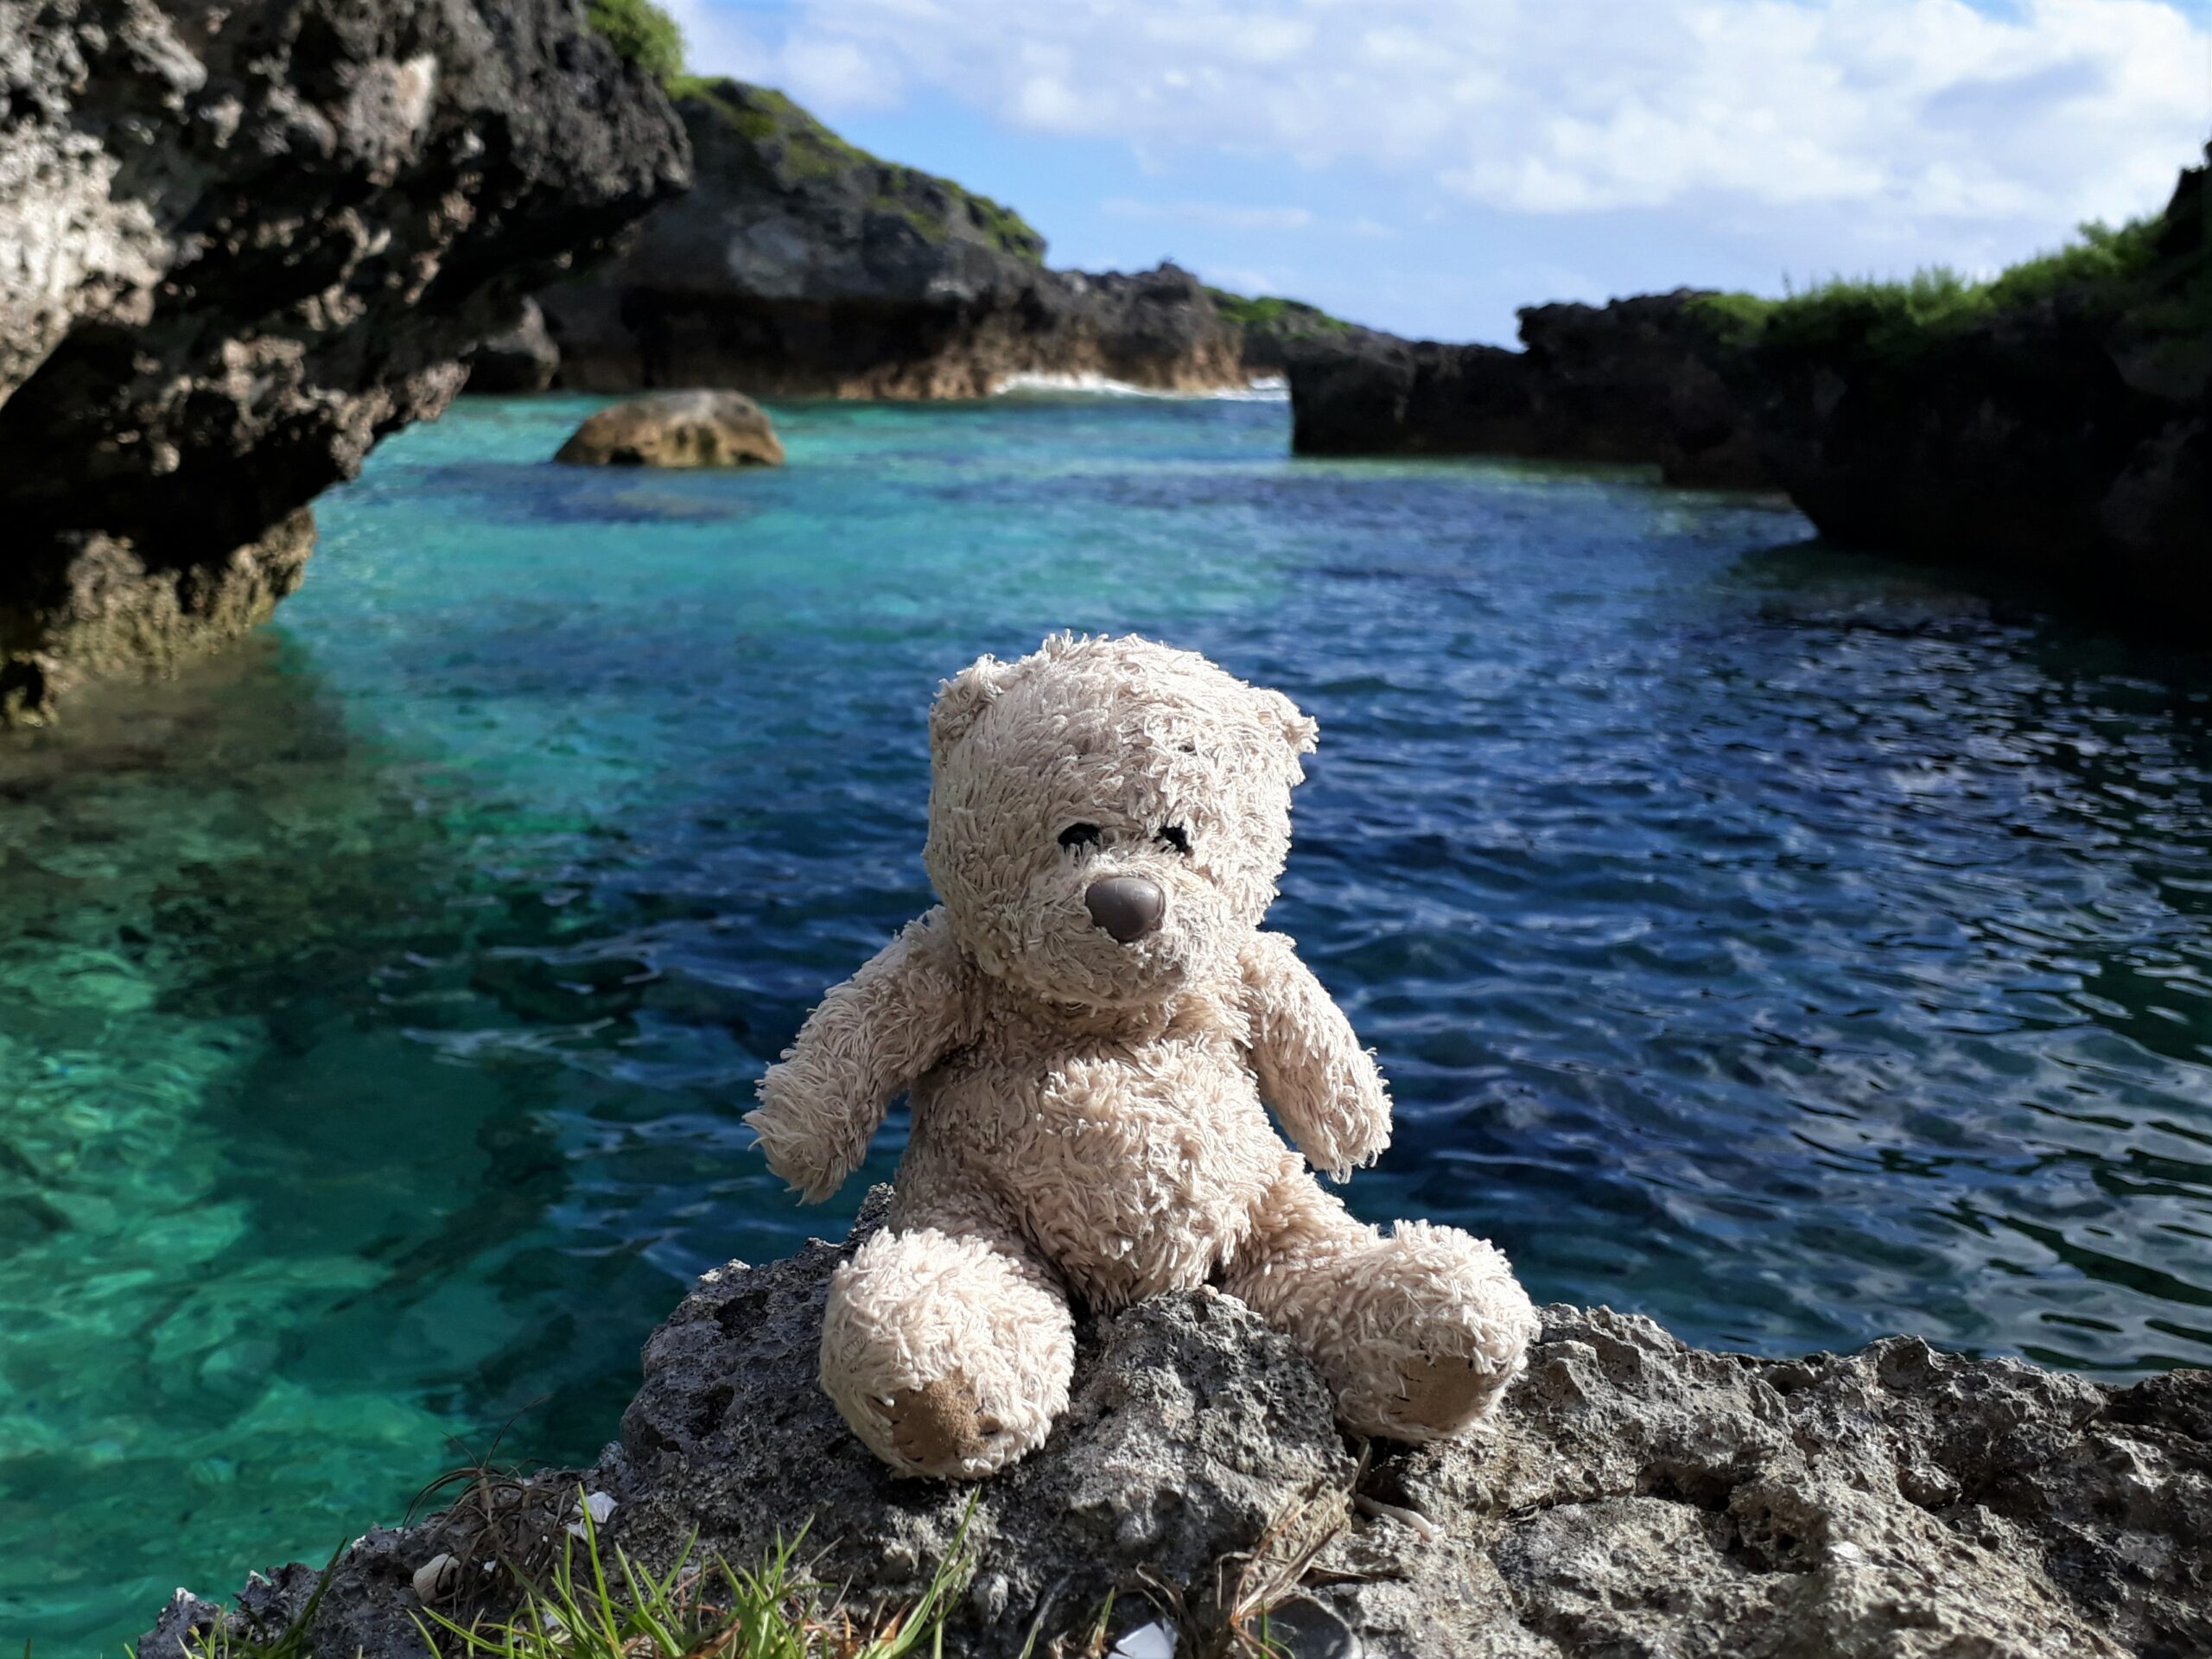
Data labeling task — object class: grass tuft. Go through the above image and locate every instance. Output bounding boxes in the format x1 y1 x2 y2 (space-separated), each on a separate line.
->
402 1410 577 1602
415 1488 976 1659
1135 1473 1353 1659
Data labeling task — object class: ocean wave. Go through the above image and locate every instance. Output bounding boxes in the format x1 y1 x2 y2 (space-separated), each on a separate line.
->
991 371 1289 402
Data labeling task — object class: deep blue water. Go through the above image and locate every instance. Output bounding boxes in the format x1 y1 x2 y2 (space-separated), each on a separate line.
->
4 393 2211 1652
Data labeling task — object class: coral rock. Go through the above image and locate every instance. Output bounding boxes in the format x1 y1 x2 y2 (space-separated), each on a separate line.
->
0 0 690 722
137 1198 2212 1658
553 389 785 468
462 297 562 394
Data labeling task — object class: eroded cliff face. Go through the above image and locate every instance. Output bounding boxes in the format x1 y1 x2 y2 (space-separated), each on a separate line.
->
142 1195 2212 1659
0 0 690 723
1288 149 2210 625
534 79 1251 398
1744 149 2211 620
1286 291 1764 486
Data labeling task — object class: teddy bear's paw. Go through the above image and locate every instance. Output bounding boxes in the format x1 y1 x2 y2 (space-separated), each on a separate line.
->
882 1370 998 1474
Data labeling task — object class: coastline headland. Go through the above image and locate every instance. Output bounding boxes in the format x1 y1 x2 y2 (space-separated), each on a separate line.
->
1285 146 2211 626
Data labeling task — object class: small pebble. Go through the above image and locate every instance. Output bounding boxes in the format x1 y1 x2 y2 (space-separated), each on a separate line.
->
564 1491 617 1539
1354 1494 1440 1541
412 1554 460 1604
1111 1620 1176 1658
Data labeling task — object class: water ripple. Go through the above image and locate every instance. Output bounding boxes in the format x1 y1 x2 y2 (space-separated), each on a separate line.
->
3 397 2210 1649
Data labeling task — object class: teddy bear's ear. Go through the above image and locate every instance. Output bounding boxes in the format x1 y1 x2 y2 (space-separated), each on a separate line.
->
1255 687 1319 764
930 655 1016 762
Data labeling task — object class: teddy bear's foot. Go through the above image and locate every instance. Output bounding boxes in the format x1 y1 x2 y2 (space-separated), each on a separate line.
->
883 1372 994 1469
1229 1173 1541 1445
821 1223 1074 1479
1379 1350 1520 1440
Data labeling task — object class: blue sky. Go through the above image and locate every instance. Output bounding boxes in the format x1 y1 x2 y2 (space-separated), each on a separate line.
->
664 0 2212 343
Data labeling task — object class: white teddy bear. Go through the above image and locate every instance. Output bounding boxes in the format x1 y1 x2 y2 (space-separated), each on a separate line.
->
747 633 1537 1478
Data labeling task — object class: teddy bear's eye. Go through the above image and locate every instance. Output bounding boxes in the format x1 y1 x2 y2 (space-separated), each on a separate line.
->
1156 824 1192 855
1058 823 1103 850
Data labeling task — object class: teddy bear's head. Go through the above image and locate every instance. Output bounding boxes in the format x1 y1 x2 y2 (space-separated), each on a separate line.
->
924 633 1319 1009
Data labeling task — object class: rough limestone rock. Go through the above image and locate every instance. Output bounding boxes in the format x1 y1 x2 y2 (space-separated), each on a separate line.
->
461 296 560 393
537 79 1249 398
1229 299 1389 378
606 1198 1356 1649
0 0 690 723
139 1194 2211 1659
1286 291 1764 486
553 389 784 467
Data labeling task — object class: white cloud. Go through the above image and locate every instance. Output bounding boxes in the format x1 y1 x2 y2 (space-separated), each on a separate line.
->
690 0 2210 227
1103 198 1317 230
1205 265 1294 296
660 0 774 82
779 35 905 109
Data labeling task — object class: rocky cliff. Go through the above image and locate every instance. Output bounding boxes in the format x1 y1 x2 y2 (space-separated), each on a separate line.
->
142 1193 2211 1659
530 79 1256 398
1288 149 2210 621
0 0 690 724
1286 291 1764 485
1739 148 2210 620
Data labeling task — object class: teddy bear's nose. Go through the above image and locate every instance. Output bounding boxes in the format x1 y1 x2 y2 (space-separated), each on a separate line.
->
1084 876 1165 944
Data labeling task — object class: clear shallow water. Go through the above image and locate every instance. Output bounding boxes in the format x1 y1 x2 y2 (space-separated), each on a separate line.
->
5 394 2212 1651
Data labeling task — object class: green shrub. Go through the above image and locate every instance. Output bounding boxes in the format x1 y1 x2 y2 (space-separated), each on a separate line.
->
1683 207 2188 364
1205 288 1353 334
1986 215 2164 308
968 194 1047 263
586 0 684 82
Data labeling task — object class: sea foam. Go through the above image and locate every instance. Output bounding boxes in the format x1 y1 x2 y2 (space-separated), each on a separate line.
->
992 370 1289 401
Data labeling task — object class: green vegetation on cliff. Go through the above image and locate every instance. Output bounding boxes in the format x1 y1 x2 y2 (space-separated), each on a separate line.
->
587 0 1046 272
584 0 685 82
663 77 1048 264
1687 196 2200 361
1206 288 1354 336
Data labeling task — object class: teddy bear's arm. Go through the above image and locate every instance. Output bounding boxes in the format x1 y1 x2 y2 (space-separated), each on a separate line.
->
1241 931 1392 1180
744 908 976 1203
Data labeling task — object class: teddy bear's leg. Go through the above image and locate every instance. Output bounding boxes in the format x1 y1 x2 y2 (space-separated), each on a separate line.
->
1225 1169 1540 1442
820 1215 1074 1479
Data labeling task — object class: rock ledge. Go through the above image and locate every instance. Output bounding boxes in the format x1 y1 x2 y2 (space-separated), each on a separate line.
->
142 1198 2212 1658
0 0 690 723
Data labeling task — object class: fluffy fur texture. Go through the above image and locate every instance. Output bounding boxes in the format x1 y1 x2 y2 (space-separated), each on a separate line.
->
747 633 1538 1478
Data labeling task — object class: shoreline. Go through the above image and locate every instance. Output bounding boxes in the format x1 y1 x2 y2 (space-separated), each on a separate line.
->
139 1198 2212 1659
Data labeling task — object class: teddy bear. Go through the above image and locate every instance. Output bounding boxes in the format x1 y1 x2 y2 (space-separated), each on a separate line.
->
744 633 1538 1478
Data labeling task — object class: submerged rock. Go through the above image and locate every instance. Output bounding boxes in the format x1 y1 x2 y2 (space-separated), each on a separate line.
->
0 0 690 723
554 390 785 467
536 79 1250 398
139 1192 2212 1658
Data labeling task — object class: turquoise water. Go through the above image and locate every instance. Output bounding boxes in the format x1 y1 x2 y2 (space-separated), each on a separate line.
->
5 393 2212 1651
